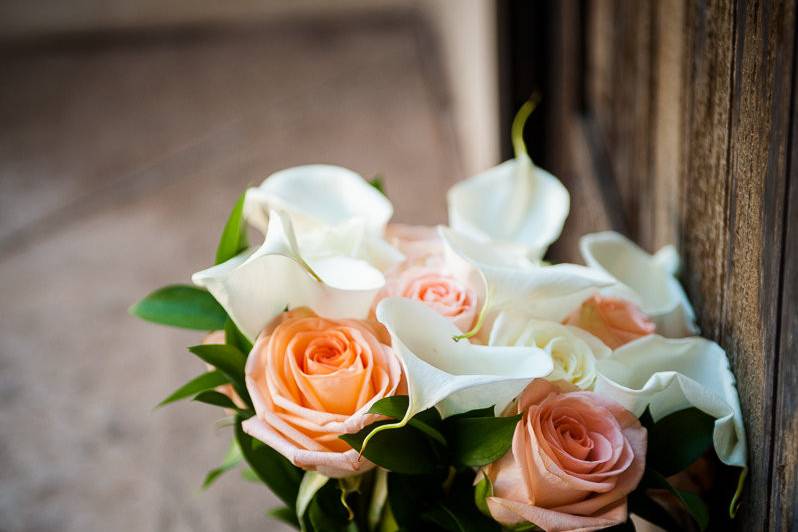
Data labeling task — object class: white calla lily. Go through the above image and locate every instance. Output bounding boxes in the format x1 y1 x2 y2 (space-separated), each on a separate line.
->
580 231 698 337
244 164 402 272
192 210 384 340
594 335 746 468
244 164 393 235
439 227 617 328
447 156 569 261
447 98 569 261
489 310 611 389
375 297 553 430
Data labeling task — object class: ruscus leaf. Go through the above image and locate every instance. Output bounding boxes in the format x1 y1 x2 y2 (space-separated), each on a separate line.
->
157 370 228 408
443 414 521 467
647 407 715 476
235 415 302 509
215 191 249 265
129 284 227 330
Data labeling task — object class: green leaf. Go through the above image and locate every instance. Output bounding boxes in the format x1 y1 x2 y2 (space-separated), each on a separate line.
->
130 284 227 330
647 407 715 476
202 439 242 489
297 471 330 522
422 469 501 532
241 467 259 483
268 506 300 528
157 370 228 408
225 318 253 354
474 476 492 518
307 481 357 532
235 415 303 509
193 390 240 410
387 471 444 528
369 396 446 446
188 344 251 407
445 405 496 421
369 175 386 196
341 421 439 475
443 414 521 467
215 191 249 265
642 469 709 531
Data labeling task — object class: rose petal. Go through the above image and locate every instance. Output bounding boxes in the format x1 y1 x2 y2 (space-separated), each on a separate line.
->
579 231 698 338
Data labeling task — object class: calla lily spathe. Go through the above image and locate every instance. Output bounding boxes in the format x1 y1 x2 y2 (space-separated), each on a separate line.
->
447 154 570 261
439 226 617 327
244 164 393 235
580 231 698 338
192 210 384 340
595 334 747 468
244 165 402 272
375 297 554 425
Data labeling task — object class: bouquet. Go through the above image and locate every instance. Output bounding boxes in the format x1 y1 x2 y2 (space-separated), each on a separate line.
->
132 102 747 532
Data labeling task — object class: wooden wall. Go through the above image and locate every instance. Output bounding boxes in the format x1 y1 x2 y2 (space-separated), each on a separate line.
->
542 1 797 529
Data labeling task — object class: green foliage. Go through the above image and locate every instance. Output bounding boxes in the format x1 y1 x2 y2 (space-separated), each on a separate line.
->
646 407 715 476
369 396 446 445
640 469 709 531
234 415 303 510
187 343 251 407
157 370 228 408
443 410 521 467
340 420 441 475
268 506 300 528
225 317 253 354
368 175 386 196
215 191 249 265
193 390 240 410
202 439 242 489
129 284 227 330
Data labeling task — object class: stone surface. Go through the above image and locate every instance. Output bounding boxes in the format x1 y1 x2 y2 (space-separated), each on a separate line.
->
0 13 459 531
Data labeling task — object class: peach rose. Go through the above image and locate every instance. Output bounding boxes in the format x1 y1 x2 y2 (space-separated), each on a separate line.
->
242 308 404 478
564 295 655 349
485 379 646 532
375 265 478 332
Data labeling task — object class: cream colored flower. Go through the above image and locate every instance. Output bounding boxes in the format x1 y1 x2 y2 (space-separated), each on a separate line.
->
489 311 611 389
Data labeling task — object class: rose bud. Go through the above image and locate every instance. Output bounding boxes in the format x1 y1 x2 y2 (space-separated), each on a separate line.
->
564 295 655 349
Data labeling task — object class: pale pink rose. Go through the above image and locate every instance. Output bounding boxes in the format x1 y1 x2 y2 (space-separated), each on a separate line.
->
242 308 404 478
564 295 655 349
374 265 478 332
485 379 647 532
384 223 444 266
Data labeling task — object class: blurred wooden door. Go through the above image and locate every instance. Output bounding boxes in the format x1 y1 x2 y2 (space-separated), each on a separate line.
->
503 0 797 530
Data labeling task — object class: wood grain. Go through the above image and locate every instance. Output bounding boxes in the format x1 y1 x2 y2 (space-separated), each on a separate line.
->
770 31 798 526
723 1 795 528
679 0 735 342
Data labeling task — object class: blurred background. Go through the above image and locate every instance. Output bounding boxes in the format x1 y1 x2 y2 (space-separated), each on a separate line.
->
0 1 513 531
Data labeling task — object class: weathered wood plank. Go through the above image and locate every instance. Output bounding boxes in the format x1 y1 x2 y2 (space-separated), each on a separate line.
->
723 1 795 528
650 0 685 250
679 0 734 342
770 35 798 526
